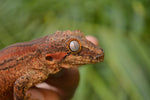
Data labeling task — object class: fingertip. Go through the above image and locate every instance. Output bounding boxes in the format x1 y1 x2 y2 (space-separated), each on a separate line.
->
27 88 61 100
26 88 44 100
86 36 99 46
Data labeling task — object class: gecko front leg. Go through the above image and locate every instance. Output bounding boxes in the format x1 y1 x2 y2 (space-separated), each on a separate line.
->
13 69 49 100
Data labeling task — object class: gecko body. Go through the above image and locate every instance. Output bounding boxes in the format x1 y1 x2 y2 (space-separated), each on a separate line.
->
0 30 104 100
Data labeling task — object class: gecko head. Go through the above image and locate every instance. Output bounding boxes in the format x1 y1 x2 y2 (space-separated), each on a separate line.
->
45 30 104 68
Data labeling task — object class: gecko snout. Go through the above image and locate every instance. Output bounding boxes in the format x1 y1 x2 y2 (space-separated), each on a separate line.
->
95 48 104 62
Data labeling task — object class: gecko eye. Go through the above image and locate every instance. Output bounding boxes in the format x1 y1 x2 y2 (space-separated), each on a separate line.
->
67 39 81 54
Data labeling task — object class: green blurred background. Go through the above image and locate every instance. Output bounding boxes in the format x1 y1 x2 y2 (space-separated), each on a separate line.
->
0 0 150 100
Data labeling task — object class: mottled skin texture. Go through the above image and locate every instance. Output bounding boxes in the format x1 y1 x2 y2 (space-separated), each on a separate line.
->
0 30 104 100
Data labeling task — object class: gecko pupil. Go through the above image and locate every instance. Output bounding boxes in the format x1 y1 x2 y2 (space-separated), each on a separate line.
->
69 40 80 52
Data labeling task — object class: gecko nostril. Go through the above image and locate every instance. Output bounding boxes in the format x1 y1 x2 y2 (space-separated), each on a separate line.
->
45 56 53 61
100 48 104 54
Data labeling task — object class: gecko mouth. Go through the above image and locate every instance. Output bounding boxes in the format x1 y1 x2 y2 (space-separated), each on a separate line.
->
74 54 104 64
93 54 104 62
60 53 104 68
61 52 104 66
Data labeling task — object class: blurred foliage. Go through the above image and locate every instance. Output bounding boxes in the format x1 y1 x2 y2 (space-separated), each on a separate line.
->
0 0 150 100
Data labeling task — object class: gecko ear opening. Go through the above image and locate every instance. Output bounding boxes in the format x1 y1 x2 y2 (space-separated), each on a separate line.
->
45 52 67 61
45 56 53 61
66 38 81 54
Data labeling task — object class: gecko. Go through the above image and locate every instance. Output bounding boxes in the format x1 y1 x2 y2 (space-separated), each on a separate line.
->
0 30 104 100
